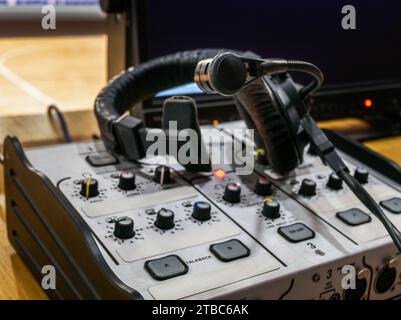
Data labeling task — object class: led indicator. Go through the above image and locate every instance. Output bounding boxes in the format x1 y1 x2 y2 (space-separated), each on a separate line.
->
214 169 226 179
363 99 373 108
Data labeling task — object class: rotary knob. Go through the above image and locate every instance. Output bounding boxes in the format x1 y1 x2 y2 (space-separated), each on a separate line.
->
113 217 135 239
192 201 212 221
80 177 99 198
299 178 317 196
262 199 281 219
155 208 175 230
153 165 171 184
254 176 272 196
354 167 369 184
223 183 241 203
327 173 343 190
118 170 136 190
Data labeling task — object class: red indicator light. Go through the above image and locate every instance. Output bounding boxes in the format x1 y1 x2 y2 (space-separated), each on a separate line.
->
363 99 373 108
214 169 226 179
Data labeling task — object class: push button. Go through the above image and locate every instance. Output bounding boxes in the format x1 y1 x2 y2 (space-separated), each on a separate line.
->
86 152 118 167
210 239 250 262
336 208 371 226
278 223 315 243
380 197 401 214
144 255 188 281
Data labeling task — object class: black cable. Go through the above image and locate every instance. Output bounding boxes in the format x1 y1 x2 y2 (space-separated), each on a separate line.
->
286 60 324 97
338 169 401 251
300 114 401 252
258 59 324 97
47 104 72 143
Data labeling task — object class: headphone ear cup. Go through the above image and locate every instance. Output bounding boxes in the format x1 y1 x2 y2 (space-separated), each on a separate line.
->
234 79 300 174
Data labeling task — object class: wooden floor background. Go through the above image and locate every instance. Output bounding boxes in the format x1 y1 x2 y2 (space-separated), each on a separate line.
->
0 35 106 116
0 35 401 300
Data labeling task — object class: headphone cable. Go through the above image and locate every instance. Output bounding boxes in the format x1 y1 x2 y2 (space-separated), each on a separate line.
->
258 59 324 97
338 169 401 251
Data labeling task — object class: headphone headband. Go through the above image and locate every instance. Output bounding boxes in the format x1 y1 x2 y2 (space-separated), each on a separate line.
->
94 49 247 151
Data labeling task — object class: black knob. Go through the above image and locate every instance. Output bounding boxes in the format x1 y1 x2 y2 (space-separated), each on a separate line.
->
223 183 241 203
192 201 212 221
354 167 369 184
114 217 135 239
80 177 99 198
254 176 272 196
262 199 281 219
299 178 317 196
327 173 343 190
154 166 171 184
155 208 175 230
118 170 136 190
255 149 269 165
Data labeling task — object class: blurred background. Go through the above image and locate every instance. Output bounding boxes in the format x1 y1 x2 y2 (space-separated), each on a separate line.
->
0 0 400 138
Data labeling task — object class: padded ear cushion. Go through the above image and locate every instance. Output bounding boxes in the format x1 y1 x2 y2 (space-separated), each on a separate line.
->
234 79 299 174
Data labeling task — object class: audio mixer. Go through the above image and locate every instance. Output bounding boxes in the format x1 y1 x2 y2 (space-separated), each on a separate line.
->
3 120 401 300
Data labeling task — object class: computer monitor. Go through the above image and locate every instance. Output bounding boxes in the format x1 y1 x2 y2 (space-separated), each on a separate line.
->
142 0 401 89
134 0 401 134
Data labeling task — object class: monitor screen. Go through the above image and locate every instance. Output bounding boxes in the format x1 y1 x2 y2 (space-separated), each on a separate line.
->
143 0 401 89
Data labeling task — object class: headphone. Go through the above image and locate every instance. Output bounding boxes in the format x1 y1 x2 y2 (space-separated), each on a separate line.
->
95 49 322 174
94 49 401 252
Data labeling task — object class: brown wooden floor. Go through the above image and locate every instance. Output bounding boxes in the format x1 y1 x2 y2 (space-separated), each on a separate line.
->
1 36 401 299
0 35 107 116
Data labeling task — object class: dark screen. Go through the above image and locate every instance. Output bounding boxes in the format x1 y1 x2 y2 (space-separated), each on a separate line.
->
145 0 401 86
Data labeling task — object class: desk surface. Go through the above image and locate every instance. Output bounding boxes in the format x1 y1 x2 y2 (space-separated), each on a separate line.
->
1 36 401 300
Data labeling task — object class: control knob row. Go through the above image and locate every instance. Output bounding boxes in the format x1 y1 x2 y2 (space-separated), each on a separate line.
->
223 177 272 203
298 167 369 196
113 201 213 238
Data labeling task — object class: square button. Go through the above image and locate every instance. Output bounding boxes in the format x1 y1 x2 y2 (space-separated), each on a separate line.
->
145 255 188 281
210 239 250 262
278 223 315 243
336 208 371 226
380 198 401 214
86 152 118 167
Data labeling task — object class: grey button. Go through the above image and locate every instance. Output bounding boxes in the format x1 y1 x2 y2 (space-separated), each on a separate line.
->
380 197 401 214
336 208 371 226
210 239 250 262
86 152 118 167
278 223 315 243
144 255 188 280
